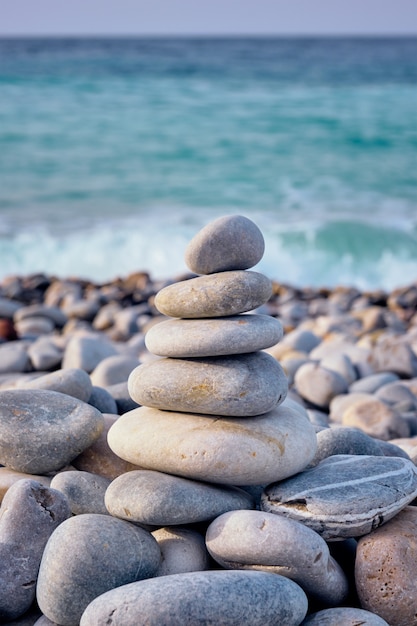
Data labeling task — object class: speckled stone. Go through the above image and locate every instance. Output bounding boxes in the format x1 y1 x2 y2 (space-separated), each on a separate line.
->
302 607 389 625
261 454 417 541
341 397 410 440
0 479 70 621
152 527 210 577
355 506 417 626
0 389 104 474
36 513 161 626
128 352 287 417
79 570 308 626
145 314 283 357
206 509 348 606
105 470 254 525
19 368 93 402
50 470 111 515
107 404 317 486
154 270 272 318
184 215 265 275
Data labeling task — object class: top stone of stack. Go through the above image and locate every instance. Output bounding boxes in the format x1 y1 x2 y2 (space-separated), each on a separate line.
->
184 215 265 275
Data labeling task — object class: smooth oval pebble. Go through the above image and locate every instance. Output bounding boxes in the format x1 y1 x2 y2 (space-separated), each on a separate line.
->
0 389 104 474
50 470 111 515
145 314 283 357
261 454 417 540
36 513 161 626
294 362 348 409
206 509 348 606
19 368 93 402
105 470 254 525
184 214 265 274
152 527 210 576
302 607 389 625
154 270 272 318
107 404 317 486
79 570 308 626
128 352 287 416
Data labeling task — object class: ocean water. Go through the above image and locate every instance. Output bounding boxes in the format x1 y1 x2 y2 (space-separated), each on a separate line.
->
1 36 416 290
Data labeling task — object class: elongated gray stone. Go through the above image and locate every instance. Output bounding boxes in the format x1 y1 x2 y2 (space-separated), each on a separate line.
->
302 607 389 625
154 271 272 318
309 427 385 467
261 454 417 540
107 404 317 486
80 570 308 626
0 479 70 621
184 215 265 274
206 509 348 606
19 368 93 402
105 470 254 525
128 352 287 417
36 513 161 626
0 389 104 474
145 314 283 357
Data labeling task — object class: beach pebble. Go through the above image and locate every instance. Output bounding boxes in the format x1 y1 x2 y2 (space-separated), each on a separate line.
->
0 389 104 474
185 214 265 274
206 509 348 605
27 336 63 371
294 362 348 409
36 513 161 626
320 353 357 385
349 371 400 394
145 314 283 357
309 427 385 467
154 270 272 318
329 392 374 423
0 295 23 318
342 397 410 440
90 354 140 387
72 414 143 480
50 470 111 515
62 333 118 372
355 506 417 626
152 527 210 576
14 304 68 328
302 607 389 625
371 335 417 377
261 454 417 540
128 352 287 417
79 570 308 626
0 342 30 373
87 385 118 414
108 404 317 486
105 381 139 414
0 467 52 503
279 328 321 354
18 367 93 402
375 381 417 412
105 470 254 525
0 479 70 621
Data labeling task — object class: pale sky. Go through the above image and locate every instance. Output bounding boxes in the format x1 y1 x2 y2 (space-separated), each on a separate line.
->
1 0 416 36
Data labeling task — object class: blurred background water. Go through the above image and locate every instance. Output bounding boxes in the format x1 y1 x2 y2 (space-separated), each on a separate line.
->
0 36 416 289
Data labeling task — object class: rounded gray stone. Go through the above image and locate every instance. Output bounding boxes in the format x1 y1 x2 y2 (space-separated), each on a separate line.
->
206 509 348 606
128 352 288 417
0 479 70 621
79 570 308 626
154 270 272 318
19 368 93 402
36 513 161 626
261 454 417 540
90 355 140 387
87 385 118 414
309 427 385 467
145 314 283 357
0 389 104 474
152 527 210 576
349 372 400 394
184 214 265 274
105 470 254 525
107 404 317 486
302 607 389 625
294 362 348 409
50 470 111 515
62 334 118 373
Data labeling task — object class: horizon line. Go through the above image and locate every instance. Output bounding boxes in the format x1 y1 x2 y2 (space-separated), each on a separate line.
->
1 32 416 39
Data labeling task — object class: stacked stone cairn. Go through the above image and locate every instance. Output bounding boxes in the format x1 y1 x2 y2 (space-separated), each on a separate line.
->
1 215 417 625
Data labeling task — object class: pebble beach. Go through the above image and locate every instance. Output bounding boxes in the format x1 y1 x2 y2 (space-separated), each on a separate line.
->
0 214 417 625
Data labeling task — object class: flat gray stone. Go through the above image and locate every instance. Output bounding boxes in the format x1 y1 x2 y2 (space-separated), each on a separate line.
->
27 336 63 371
18 368 93 402
310 427 385 467
154 271 272 318
14 304 68 327
349 372 400 394
302 607 389 625
206 509 348 606
51 470 111 515
105 470 254 525
145 314 283 357
107 404 317 486
90 355 140 387
0 389 104 474
128 352 287 417
261 454 417 540
79 570 308 626
62 334 118 372
152 527 210 577
184 215 265 274
0 479 70 621
36 513 161 626
0 342 30 374
294 362 348 409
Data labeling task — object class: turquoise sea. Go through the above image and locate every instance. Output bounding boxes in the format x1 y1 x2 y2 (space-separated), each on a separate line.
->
0 36 416 290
